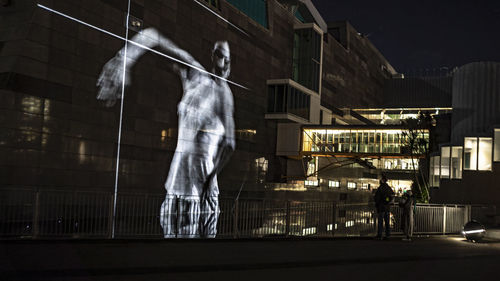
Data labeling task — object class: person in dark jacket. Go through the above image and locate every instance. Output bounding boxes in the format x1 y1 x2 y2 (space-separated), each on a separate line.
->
399 189 415 241
374 175 395 239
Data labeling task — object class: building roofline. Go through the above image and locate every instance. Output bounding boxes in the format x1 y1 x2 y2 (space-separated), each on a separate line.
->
299 0 327 32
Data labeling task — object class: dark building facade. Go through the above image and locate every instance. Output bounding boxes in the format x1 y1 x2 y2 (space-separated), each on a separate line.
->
1 0 402 203
7 0 498 215
0 0 298 197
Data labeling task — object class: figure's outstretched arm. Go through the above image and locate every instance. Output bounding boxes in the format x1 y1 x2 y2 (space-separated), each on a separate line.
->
125 27 203 70
96 27 203 106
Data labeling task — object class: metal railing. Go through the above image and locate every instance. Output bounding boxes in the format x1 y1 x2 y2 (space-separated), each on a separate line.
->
0 188 481 239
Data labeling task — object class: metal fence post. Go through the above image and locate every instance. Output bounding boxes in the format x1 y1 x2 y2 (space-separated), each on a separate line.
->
32 190 40 238
107 193 114 239
465 205 471 223
233 199 239 238
442 205 447 234
175 196 180 238
285 200 290 237
332 202 337 237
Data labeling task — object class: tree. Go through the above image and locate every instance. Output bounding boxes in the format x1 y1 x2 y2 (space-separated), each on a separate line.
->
401 113 433 203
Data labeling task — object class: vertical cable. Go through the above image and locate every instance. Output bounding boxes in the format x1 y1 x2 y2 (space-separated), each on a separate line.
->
112 0 132 239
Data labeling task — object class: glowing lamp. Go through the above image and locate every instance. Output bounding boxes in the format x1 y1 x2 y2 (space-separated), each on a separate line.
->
462 220 486 242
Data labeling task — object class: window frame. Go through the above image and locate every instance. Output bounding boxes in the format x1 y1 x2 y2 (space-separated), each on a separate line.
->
440 146 451 179
463 137 478 171
494 128 500 162
478 137 493 171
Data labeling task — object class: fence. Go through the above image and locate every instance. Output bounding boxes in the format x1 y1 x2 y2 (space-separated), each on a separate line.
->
0 188 480 239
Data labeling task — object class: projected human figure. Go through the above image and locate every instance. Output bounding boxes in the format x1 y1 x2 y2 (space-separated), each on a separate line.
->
97 28 235 238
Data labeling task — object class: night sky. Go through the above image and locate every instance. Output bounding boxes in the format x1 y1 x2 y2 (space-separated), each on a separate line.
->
311 0 500 73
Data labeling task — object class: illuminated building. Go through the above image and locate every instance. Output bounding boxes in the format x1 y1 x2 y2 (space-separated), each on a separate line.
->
429 62 500 211
0 0 498 212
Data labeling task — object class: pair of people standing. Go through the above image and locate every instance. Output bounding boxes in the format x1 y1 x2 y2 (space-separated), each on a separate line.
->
374 176 415 240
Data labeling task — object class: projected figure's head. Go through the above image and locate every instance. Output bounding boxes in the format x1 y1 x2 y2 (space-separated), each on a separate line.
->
212 41 230 79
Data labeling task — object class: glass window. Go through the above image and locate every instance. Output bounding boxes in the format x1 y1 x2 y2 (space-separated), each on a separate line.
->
478 137 492 171
267 84 310 120
347 182 356 190
226 0 268 28
305 180 318 186
494 129 500 162
292 28 321 92
328 180 340 188
204 0 220 9
267 86 276 113
429 155 440 187
440 146 450 179
450 146 463 179
464 137 478 170
300 129 429 156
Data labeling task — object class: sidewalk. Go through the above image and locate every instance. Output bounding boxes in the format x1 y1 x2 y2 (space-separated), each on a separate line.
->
2 236 500 281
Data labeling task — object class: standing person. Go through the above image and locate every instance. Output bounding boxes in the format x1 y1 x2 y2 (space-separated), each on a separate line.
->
374 175 395 239
399 189 415 241
97 28 235 238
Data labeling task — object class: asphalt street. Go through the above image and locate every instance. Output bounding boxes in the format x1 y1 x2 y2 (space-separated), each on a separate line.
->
2 236 500 281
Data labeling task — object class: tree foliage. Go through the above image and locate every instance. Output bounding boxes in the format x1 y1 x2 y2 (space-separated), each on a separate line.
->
401 113 433 203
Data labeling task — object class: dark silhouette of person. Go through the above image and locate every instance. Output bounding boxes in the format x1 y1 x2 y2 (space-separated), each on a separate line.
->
374 175 395 239
400 189 415 241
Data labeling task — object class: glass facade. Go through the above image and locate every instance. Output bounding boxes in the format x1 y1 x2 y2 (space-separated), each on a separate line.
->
450 146 463 179
226 0 268 28
267 84 311 120
377 158 418 170
440 146 450 179
429 156 440 187
464 137 478 170
302 128 429 155
478 138 492 171
293 28 321 92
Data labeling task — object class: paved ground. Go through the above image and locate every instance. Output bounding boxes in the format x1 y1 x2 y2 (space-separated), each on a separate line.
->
2 235 500 281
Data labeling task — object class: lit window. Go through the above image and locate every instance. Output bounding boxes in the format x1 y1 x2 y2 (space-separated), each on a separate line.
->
464 138 478 170
361 183 369 190
494 129 500 162
451 146 463 179
327 224 337 231
440 146 450 179
478 138 492 171
305 180 318 186
429 155 440 187
301 128 429 154
328 180 340 188
302 227 316 235
384 159 393 169
347 182 356 190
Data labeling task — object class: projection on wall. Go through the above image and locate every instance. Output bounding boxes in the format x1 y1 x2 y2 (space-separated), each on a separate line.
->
36 0 250 238
96 27 236 238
